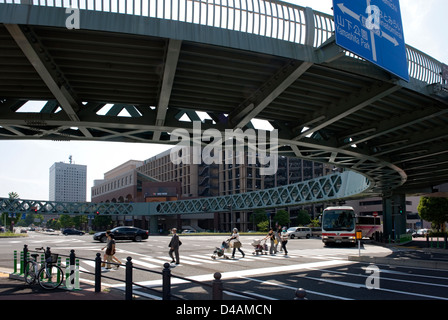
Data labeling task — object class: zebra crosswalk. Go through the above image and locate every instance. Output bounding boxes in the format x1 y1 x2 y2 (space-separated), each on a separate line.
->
76 249 340 273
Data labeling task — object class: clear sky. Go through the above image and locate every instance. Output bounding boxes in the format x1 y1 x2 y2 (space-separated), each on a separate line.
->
0 0 446 201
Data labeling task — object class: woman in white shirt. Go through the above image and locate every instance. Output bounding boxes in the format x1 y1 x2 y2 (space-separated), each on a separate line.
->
230 228 245 259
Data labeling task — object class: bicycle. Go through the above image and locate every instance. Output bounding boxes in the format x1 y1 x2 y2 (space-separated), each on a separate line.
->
24 247 64 290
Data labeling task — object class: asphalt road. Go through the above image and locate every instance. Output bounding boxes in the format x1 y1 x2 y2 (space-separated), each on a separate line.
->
1 232 447 301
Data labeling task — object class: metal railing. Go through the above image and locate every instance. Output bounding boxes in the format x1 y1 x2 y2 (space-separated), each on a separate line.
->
0 0 445 85
16 244 306 300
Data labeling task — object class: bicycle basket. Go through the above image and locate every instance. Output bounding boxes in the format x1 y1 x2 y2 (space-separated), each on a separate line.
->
46 253 59 264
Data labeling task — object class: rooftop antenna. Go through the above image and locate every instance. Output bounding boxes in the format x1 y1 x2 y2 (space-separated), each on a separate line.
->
69 155 73 164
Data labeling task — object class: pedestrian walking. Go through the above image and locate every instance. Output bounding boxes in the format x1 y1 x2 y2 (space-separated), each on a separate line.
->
230 228 245 259
280 227 289 255
108 233 121 268
276 225 282 252
101 230 111 269
264 228 277 255
168 228 181 265
102 232 119 270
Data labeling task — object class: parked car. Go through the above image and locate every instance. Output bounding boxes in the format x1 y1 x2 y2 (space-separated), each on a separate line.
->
412 229 430 238
286 227 312 239
62 228 85 236
93 226 149 243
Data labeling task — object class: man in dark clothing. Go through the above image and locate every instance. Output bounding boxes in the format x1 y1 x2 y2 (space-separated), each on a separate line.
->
168 228 181 264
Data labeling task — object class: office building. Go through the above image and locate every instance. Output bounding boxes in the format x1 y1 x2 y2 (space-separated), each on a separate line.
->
137 148 332 231
49 161 87 202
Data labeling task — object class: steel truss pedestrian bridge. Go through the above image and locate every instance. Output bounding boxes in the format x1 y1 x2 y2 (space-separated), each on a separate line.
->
0 171 368 215
0 1 447 224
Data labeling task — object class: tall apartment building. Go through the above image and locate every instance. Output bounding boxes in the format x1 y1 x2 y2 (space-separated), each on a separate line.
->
49 161 87 202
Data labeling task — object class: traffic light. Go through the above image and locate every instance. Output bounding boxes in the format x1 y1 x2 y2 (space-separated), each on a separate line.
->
398 206 403 214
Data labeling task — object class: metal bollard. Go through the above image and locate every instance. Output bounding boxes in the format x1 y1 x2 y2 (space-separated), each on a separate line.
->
40 254 44 280
74 259 80 290
294 288 307 300
69 249 76 287
212 272 223 300
65 257 72 289
23 245 28 270
19 251 24 275
12 250 18 275
95 253 102 293
162 263 171 300
57 256 62 283
125 257 133 300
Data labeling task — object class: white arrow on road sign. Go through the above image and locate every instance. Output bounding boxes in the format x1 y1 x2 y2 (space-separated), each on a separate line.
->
337 3 360 21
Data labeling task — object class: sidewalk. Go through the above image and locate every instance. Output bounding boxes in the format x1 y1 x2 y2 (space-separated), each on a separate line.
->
0 271 126 300
1 241 446 300
348 240 448 270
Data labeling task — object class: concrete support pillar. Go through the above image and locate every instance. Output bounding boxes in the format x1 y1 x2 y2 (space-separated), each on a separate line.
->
149 215 158 234
382 194 407 242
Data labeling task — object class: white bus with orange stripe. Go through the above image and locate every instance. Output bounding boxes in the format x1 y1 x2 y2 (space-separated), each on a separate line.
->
321 206 383 245
321 206 357 246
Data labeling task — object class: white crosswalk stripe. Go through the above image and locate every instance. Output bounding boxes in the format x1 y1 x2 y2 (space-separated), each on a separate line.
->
127 259 159 269
73 249 344 276
142 256 170 266
157 256 201 265
181 256 219 264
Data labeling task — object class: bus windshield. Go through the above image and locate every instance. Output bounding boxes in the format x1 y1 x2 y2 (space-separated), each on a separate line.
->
322 210 355 231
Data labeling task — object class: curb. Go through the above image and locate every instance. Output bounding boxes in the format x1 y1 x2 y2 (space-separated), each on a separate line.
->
348 255 448 270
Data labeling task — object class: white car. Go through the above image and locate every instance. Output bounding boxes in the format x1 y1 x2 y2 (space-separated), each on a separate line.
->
412 229 430 238
286 227 312 239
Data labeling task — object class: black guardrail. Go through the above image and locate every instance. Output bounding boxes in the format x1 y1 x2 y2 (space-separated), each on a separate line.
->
18 244 307 300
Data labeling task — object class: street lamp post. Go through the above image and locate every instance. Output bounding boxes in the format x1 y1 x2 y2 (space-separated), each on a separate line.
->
227 205 233 231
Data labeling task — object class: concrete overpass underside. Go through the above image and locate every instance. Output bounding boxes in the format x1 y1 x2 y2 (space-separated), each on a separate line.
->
0 2 447 237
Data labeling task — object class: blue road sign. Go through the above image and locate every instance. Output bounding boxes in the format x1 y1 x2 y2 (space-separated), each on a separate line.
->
333 0 409 81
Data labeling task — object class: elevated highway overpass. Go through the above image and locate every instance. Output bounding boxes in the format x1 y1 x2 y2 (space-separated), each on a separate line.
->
0 0 447 237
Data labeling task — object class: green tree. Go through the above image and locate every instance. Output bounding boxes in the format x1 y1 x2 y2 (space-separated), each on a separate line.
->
1 192 21 230
73 215 88 230
309 218 321 227
297 209 311 225
418 197 448 232
252 209 268 225
273 209 290 227
8 192 19 200
257 220 269 232
93 215 112 230
21 212 44 227
47 218 61 230
59 214 73 228
250 209 268 231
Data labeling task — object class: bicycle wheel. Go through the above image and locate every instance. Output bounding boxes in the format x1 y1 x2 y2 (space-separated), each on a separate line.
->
24 261 38 285
37 265 64 290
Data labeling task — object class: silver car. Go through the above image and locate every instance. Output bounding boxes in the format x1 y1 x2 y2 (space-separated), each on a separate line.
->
286 227 312 239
